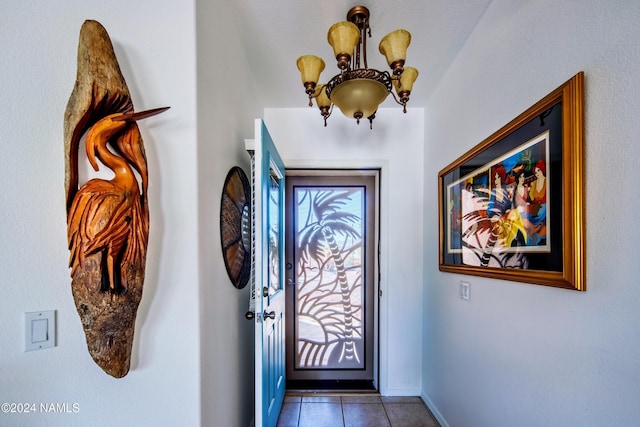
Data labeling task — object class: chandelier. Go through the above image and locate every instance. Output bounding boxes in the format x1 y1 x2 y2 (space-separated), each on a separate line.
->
296 5 419 128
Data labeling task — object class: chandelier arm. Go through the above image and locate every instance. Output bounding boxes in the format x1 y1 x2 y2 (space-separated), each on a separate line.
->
392 74 403 90
389 90 408 113
323 104 334 127
307 90 320 107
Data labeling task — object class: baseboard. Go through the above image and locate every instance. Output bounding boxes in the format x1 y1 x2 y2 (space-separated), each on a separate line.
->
420 391 449 427
381 387 422 396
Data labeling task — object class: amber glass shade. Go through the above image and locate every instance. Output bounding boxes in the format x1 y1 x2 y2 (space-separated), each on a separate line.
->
327 22 360 61
314 84 332 109
330 79 388 119
393 66 419 93
296 55 325 85
379 29 411 67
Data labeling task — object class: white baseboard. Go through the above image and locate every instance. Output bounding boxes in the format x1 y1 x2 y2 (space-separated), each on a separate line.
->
381 388 422 396
420 391 449 427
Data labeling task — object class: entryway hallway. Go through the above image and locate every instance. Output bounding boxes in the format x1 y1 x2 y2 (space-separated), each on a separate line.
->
277 393 440 427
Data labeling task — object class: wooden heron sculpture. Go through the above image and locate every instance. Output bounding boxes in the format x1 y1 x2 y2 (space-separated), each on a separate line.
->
64 19 169 378
67 108 168 294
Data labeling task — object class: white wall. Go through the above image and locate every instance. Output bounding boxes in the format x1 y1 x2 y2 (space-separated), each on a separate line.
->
0 1 200 426
196 0 263 425
265 107 425 395
422 1 640 426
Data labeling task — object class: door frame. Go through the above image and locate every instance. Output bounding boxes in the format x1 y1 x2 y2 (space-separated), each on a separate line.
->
284 167 384 392
285 166 381 390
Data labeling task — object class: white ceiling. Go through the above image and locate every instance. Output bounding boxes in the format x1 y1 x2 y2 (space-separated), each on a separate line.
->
230 0 492 110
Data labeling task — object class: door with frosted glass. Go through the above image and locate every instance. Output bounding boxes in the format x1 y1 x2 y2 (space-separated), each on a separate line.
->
285 172 377 387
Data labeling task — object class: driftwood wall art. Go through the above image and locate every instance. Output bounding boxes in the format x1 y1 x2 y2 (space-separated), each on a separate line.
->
64 20 169 378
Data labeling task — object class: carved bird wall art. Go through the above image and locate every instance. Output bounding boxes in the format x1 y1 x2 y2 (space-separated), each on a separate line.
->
64 20 169 378
68 108 168 294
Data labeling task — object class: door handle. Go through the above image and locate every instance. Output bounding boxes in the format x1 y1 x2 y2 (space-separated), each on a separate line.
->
263 311 276 319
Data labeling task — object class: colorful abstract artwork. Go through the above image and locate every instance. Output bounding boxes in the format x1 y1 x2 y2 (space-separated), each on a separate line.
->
438 72 585 290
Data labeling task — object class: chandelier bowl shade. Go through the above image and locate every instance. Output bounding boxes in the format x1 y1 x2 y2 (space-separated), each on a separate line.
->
330 78 388 120
379 29 411 74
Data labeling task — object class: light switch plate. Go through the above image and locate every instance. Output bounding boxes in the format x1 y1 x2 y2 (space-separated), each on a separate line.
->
25 311 56 351
459 281 471 301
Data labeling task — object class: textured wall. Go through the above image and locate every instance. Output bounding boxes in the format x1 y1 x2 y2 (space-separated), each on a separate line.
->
0 2 200 426
196 0 263 425
422 1 640 426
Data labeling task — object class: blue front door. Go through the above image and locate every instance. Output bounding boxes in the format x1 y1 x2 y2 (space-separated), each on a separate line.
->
247 119 286 427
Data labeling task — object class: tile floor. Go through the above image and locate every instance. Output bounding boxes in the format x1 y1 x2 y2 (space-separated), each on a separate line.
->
277 393 440 427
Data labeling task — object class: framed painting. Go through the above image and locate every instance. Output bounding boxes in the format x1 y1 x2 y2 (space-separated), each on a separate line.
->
438 72 585 290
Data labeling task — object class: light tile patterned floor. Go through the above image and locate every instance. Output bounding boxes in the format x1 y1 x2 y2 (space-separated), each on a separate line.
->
277 393 440 427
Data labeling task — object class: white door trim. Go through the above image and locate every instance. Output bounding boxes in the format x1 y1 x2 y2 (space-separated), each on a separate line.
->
281 158 390 395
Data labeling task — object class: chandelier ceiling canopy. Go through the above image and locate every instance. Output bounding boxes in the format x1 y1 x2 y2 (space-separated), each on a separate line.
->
296 5 419 128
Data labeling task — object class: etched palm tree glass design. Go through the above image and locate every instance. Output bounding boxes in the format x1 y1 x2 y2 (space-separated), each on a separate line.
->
268 172 281 294
294 186 365 369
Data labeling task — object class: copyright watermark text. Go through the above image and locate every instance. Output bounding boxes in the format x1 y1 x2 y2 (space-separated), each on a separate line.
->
2 402 80 414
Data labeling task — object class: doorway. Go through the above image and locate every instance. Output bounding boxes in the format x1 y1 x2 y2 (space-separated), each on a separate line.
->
285 170 379 391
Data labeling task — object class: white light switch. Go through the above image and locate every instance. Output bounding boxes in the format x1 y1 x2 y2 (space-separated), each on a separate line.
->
25 311 56 351
32 319 48 342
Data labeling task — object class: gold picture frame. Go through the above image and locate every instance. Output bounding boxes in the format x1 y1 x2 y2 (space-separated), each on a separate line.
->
438 72 585 290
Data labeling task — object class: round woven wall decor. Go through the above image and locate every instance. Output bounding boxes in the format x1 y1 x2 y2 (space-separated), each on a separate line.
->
220 166 251 289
